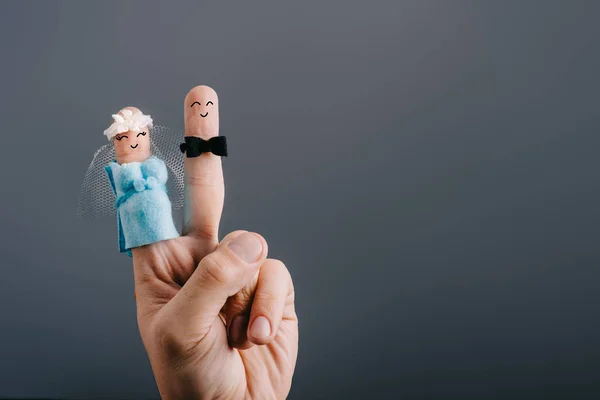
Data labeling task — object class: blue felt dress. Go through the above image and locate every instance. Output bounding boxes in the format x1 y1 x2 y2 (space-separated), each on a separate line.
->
105 156 179 255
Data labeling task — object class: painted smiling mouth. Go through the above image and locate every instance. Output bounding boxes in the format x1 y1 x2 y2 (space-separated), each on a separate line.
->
130 144 138 149
200 112 208 118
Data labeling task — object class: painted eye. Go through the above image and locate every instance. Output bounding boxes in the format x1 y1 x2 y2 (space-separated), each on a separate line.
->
137 132 147 137
190 101 201 107
206 101 214 106
116 135 128 141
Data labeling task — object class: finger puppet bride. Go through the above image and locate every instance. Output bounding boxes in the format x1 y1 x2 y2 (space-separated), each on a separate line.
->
78 107 185 255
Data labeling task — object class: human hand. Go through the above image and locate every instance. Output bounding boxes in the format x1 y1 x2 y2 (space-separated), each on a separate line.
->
130 86 298 399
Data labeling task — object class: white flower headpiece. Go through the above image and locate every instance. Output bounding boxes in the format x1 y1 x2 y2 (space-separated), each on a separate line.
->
103 109 153 141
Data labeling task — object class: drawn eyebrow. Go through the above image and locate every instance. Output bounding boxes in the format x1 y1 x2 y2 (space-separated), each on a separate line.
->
116 135 128 141
206 101 214 106
190 101 201 107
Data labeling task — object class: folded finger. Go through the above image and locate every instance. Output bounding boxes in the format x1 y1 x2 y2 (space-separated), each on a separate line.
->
162 232 268 347
225 271 258 350
246 259 291 346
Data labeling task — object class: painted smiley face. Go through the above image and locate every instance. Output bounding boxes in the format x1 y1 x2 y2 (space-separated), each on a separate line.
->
115 131 147 148
113 130 152 164
184 85 219 138
190 100 214 118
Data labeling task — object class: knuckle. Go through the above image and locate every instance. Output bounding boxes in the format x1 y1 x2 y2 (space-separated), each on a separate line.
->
186 224 219 242
253 290 282 306
151 318 182 354
267 259 292 281
200 254 237 287
186 170 223 187
267 258 295 297
252 299 276 316
149 318 196 371
268 258 288 274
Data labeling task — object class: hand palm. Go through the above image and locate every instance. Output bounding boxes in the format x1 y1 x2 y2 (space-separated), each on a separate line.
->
133 236 298 400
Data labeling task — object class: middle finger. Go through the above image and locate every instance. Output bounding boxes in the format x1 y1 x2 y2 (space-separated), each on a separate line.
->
182 85 225 247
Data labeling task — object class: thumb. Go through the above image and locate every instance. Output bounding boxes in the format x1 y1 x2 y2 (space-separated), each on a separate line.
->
162 231 268 345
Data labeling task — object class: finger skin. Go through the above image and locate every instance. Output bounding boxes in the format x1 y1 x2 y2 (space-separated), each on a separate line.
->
220 232 263 349
247 259 291 345
183 85 224 241
225 271 258 350
225 259 291 350
226 258 290 349
218 230 250 319
162 232 268 346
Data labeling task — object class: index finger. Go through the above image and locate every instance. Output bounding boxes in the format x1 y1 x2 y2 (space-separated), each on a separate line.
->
182 85 225 243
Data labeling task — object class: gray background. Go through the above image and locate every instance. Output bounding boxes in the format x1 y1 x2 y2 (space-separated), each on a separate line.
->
0 1 599 399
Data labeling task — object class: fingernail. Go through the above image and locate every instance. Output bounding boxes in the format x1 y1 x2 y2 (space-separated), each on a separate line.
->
229 315 246 344
250 316 271 339
228 233 263 263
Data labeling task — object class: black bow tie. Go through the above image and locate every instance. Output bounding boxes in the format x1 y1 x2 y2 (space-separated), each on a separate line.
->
180 136 228 158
